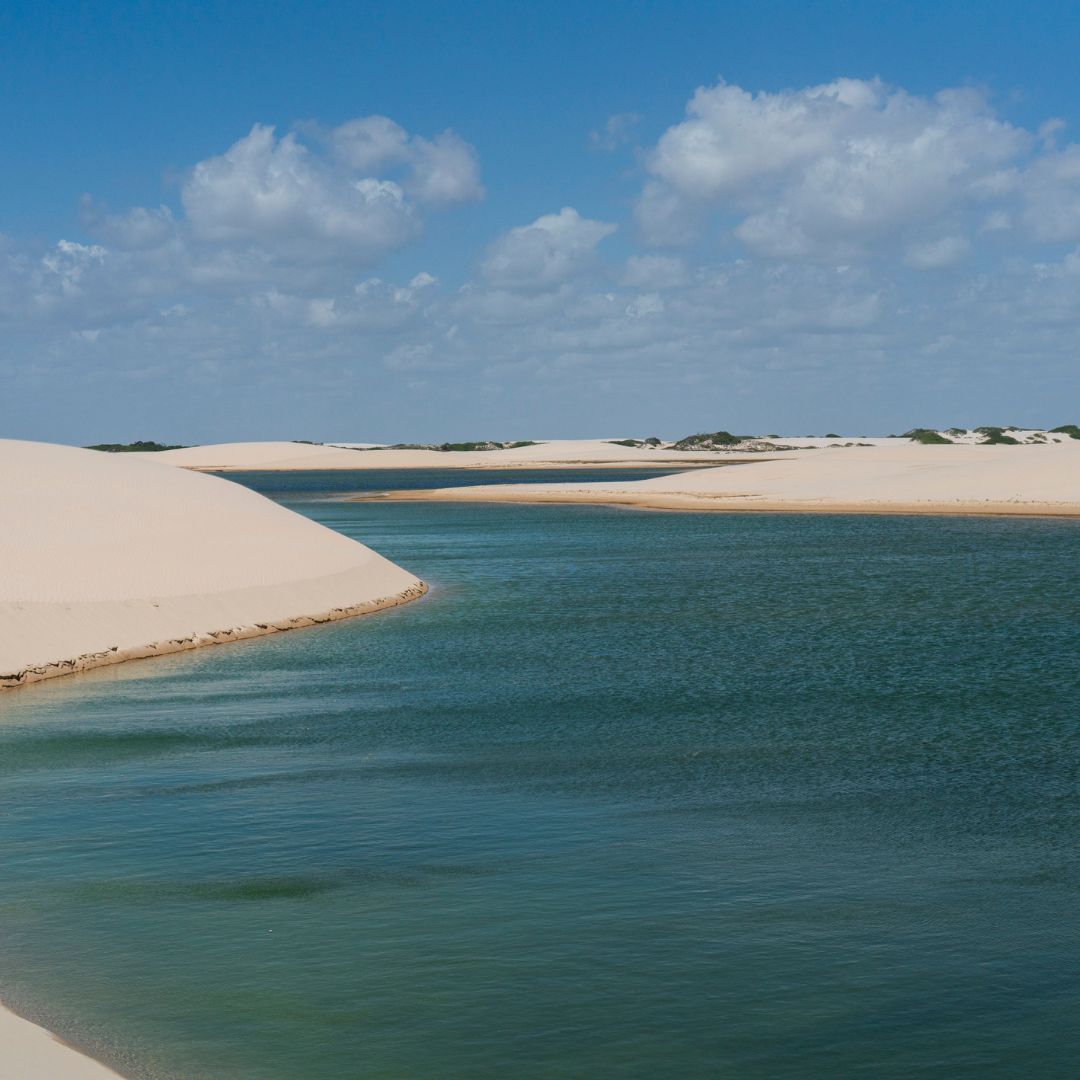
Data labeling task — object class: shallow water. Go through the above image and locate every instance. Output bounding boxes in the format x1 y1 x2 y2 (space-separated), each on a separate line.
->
1 499 1079 1078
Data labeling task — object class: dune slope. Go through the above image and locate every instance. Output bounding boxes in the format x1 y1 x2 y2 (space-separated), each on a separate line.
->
0 440 425 688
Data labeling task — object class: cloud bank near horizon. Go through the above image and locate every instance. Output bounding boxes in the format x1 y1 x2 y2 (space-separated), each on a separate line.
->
3 78 1080 441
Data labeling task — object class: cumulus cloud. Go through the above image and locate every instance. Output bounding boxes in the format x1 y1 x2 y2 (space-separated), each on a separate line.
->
0 113 482 347
329 116 483 205
181 124 419 261
69 116 483 281
637 77 1032 259
481 207 616 290
7 79 1080 441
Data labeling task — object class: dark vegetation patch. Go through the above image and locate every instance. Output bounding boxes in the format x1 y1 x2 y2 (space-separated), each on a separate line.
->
86 440 186 452
904 429 954 444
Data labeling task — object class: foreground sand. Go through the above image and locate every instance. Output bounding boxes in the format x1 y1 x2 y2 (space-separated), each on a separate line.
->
355 441 1080 517
127 438 815 470
0 1003 126 1080
1 440 425 689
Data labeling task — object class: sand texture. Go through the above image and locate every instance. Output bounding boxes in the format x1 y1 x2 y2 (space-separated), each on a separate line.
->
1 440 425 689
356 441 1080 517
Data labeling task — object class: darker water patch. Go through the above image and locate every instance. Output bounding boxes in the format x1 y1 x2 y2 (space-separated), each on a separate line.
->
67 875 341 904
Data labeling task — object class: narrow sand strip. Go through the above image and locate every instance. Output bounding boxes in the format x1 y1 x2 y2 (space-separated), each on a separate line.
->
0 1001 126 1079
1 439 426 688
352 442 1080 518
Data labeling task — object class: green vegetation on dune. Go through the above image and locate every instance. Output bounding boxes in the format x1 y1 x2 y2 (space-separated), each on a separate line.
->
439 440 538 452
86 440 186 452
900 425 1073 445
975 426 1021 445
903 429 954 444
673 431 756 450
378 440 540 452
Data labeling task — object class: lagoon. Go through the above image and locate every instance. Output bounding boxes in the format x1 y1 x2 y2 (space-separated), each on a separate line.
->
2 491 1079 1078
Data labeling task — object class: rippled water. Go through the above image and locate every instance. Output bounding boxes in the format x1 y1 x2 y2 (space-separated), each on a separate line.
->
1 493 1078 1079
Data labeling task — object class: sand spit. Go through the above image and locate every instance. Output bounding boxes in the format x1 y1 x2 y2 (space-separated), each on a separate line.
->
0 1001 126 1080
0 440 426 689
125 439 787 470
355 442 1080 518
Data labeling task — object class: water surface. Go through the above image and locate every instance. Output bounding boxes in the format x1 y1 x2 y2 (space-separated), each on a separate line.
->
1 500 1078 1078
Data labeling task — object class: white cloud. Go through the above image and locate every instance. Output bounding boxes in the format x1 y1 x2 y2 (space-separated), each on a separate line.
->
406 131 484 205
621 254 689 289
637 78 1031 258
1021 145 1080 241
329 115 412 172
7 81 1080 441
626 292 664 318
45 115 480 313
181 124 418 261
328 117 483 205
481 207 616 290
79 198 177 250
904 235 970 270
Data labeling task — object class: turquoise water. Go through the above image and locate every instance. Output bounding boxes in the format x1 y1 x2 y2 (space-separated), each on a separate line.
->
1 495 1079 1078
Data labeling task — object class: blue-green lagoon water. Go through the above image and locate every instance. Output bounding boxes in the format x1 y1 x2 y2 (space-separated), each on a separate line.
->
1 489 1079 1078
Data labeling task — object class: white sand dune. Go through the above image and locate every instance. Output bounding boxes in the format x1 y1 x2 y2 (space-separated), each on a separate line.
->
0 1003 126 1080
363 441 1080 516
0 439 425 689
128 439 759 470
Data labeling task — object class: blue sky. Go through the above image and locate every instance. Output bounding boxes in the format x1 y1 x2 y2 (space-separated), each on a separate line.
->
3 0 1080 442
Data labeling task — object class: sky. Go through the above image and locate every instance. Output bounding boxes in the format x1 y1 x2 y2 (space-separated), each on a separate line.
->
3 0 1080 443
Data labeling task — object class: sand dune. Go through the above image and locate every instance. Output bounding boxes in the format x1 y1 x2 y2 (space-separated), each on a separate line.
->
0 439 425 689
360 441 1080 516
127 439 766 470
